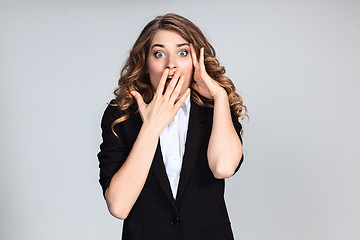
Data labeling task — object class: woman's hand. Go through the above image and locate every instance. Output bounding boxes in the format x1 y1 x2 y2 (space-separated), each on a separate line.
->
190 44 226 100
130 69 190 135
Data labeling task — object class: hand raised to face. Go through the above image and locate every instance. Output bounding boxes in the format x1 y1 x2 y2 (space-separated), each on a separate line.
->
190 44 224 100
131 68 190 135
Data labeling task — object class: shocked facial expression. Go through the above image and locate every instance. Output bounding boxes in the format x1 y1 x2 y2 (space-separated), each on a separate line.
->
147 30 193 96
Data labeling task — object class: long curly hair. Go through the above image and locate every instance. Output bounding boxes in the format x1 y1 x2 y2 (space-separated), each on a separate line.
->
112 13 248 134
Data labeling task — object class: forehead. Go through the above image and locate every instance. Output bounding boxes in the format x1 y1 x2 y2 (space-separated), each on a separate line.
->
151 30 187 46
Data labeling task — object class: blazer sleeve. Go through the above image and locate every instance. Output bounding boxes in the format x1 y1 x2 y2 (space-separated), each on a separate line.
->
231 114 244 175
97 101 130 198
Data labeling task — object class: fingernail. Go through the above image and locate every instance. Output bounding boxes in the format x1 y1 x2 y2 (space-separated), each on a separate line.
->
186 88 191 93
130 91 136 97
165 68 169 73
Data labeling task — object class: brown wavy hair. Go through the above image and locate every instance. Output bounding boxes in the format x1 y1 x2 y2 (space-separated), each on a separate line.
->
112 13 248 134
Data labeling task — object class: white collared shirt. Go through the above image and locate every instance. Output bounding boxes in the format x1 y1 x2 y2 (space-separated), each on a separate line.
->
160 95 191 199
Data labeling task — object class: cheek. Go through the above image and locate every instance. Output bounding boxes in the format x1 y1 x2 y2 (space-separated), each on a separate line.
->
148 61 164 75
179 59 193 75
182 60 194 81
179 61 193 90
147 62 165 89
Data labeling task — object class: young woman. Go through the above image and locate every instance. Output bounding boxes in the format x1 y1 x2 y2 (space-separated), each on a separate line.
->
98 13 247 240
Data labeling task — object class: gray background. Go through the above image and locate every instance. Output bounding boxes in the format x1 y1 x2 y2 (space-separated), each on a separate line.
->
1 0 359 239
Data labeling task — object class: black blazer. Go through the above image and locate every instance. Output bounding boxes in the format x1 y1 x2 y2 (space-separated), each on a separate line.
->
98 99 243 240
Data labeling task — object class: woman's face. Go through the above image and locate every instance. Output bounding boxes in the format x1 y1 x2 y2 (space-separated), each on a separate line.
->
147 30 193 96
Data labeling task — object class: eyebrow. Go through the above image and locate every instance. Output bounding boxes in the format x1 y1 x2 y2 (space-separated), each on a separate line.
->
151 43 189 49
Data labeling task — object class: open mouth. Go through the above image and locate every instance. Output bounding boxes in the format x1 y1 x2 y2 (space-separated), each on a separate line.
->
166 75 173 82
163 75 173 93
165 75 173 86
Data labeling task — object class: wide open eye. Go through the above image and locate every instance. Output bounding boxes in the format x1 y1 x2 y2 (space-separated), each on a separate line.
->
179 50 188 57
155 52 165 58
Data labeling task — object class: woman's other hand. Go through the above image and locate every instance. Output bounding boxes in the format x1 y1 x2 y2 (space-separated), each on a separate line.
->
190 44 226 100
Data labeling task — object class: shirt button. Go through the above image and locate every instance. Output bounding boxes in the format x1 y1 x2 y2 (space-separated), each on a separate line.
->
173 158 177 161
172 134 177 138
170 216 181 225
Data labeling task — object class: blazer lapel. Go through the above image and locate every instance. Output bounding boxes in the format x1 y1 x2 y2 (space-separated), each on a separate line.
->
133 112 179 212
176 101 209 204
152 143 179 212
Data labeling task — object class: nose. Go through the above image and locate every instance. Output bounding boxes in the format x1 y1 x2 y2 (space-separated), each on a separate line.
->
166 53 177 70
